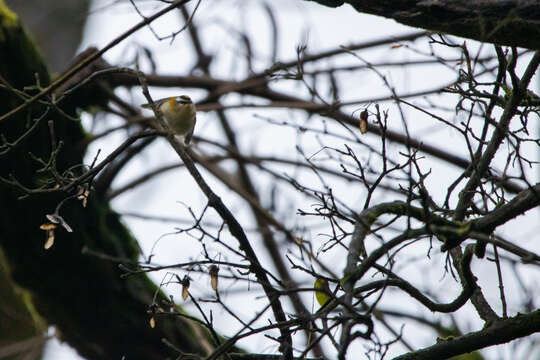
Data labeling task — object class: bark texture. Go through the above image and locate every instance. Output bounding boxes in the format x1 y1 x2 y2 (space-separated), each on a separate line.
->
309 0 540 50
0 3 211 359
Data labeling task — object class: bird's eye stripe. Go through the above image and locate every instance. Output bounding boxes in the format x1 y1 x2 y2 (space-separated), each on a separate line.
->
176 96 192 104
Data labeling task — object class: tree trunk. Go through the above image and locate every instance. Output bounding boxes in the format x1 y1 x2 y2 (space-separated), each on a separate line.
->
0 3 212 359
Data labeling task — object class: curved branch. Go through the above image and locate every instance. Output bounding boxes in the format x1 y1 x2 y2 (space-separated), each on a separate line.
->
354 246 476 313
392 309 540 360
473 182 540 232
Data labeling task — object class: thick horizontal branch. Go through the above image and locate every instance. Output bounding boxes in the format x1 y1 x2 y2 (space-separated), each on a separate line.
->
474 182 540 232
392 309 540 360
311 0 540 50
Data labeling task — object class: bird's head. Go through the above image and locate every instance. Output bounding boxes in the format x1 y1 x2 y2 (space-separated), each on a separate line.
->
168 95 192 110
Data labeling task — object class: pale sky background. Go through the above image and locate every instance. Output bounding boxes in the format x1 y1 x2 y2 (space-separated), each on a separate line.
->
43 0 540 359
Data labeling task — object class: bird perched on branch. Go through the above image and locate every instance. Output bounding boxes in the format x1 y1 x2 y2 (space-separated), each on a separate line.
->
314 277 332 308
142 95 196 145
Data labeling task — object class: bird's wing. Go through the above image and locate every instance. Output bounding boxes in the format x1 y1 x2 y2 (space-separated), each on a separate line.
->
141 97 170 109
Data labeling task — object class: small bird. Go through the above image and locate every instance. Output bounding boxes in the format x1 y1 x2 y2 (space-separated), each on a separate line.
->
314 277 332 308
141 95 196 145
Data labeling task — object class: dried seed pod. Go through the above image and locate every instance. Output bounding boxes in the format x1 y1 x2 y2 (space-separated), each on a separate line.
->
77 186 90 207
209 265 219 291
44 230 55 250
359 109 368 134
181 275 190 301
40 223 57 230
148 304 158 328
40 223 57 250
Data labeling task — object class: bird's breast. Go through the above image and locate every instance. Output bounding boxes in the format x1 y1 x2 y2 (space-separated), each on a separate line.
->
168 104 196 135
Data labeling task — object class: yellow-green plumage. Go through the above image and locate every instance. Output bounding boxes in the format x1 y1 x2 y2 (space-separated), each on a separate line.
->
142 96 197 144
314 278 331 307
159 99 196 135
